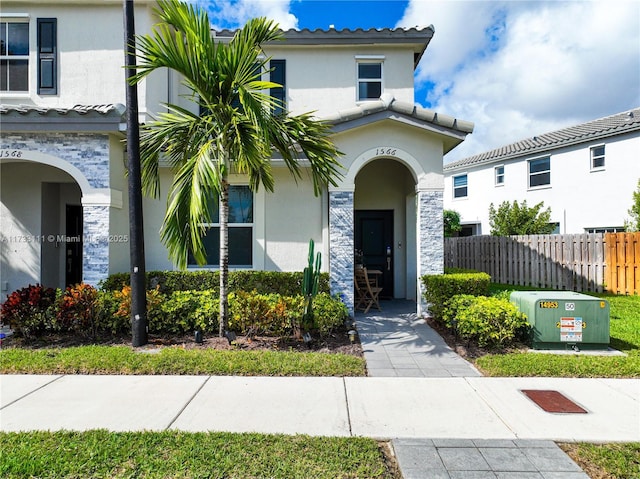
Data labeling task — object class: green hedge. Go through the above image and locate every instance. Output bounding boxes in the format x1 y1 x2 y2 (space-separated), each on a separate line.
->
5 286 347 339
100 270 331 296
421 272 491 322
442 294 530 348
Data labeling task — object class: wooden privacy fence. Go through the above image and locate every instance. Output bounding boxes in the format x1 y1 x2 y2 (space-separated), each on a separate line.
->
605 232 640 295
444 233 640 294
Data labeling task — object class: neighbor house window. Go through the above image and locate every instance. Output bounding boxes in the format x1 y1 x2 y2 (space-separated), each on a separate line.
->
357 61 382 101
188 185 253 268
495 165 504 186
528 157 550 188
0 20 29 92
270 59 286 115
453 174 468 198
590 145 605 170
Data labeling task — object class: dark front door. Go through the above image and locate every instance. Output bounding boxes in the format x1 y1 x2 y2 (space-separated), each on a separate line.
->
355 210 393 298
65 204 82 286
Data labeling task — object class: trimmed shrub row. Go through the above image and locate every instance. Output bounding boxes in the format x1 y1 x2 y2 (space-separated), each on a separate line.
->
421 271 491 321
421 270 530 348
2 284 347 339
100 270 331 297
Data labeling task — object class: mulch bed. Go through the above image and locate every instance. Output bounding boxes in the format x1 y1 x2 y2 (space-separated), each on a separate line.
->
3 329 363 357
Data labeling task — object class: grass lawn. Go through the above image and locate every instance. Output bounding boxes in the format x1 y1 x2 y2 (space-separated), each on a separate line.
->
0 346 366 376
475 288 640 378
560 442 640 479
0 430 393 479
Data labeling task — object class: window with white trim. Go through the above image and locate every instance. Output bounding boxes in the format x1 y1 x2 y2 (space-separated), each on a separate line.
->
590 145 605 170
494 165 504 186
453 174 468 198
528 157 550 188
0 20 29 92
357 62 382 101
187 185 253 268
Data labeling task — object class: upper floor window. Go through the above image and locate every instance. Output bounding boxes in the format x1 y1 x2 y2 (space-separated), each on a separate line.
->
270 59 286 115
1 21 29 92
453 174 468 198
188 185 253 268
528 157 550 188
357 61 382 101
494 165 504 186
590 145 605 170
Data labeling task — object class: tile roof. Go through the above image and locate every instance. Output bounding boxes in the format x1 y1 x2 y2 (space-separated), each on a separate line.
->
214 26 435 67
0 103 125 117
323 93 474 134
445 107 640 171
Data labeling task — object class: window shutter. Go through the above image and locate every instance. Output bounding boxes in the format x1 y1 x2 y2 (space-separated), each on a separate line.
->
37 18 57 95
270 59 286 115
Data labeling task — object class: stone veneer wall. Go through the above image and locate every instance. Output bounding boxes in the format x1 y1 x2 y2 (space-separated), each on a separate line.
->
1 133 112 286
329 190 354 315
418 190 444 313
1 133 111 188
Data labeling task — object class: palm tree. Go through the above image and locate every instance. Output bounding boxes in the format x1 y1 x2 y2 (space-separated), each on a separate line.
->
130 0 342 336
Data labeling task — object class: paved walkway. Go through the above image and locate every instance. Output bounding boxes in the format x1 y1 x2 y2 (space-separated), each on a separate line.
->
354 300 481 377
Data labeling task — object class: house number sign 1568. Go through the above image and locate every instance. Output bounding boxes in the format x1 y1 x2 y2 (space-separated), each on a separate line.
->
375 148 397 156
0 149 23 158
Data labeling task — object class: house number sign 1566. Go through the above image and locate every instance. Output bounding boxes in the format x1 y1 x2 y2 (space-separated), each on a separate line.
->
0 149 23 158
375 147 397 156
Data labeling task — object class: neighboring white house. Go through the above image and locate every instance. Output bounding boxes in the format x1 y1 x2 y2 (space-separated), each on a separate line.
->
444 108 640 236
0 0 473 314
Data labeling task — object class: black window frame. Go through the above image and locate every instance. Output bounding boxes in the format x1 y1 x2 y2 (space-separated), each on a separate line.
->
37 18 57 95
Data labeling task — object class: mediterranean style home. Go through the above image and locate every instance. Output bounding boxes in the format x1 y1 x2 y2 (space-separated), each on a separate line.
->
444 107 640 236
0 0 473 314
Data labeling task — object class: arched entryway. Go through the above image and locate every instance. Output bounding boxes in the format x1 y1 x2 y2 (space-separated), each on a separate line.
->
328 145 443 316
1 161 82 290
354 158 417 300
0 142 120 293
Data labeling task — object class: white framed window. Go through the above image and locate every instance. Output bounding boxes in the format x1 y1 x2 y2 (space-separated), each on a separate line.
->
528 156 550 188
356 57 383 102
187 185 254 268
453 174 468 198
494 165 504 186
590 145 605 170
0 20 29 92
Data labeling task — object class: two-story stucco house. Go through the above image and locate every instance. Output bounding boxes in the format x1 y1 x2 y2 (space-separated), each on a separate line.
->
0 0 473 314
444 108 640 236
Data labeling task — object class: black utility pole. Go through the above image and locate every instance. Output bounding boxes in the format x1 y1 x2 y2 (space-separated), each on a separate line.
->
124 0 147 347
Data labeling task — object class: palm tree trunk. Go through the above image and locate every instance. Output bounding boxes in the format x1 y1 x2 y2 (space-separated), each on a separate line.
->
218 177 230 337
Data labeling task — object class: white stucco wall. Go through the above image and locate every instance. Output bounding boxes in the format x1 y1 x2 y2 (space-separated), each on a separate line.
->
264 45 415 118
0 1 166 120
444 132 640 234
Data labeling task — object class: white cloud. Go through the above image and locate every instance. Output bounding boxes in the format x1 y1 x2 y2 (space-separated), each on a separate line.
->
197 0 298 30
397 0 640 163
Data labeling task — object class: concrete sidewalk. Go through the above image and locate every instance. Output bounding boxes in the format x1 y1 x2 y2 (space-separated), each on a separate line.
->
2 374 638 442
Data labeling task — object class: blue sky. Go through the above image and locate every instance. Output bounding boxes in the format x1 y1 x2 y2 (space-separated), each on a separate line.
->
199 0 640 163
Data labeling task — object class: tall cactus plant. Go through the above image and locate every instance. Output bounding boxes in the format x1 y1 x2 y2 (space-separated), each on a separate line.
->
301 239 321 334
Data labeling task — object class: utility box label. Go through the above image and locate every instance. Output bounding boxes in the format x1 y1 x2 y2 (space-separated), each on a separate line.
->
560 317 583 342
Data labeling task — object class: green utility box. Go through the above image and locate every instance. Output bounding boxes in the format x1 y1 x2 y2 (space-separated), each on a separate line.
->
510 291 610 350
